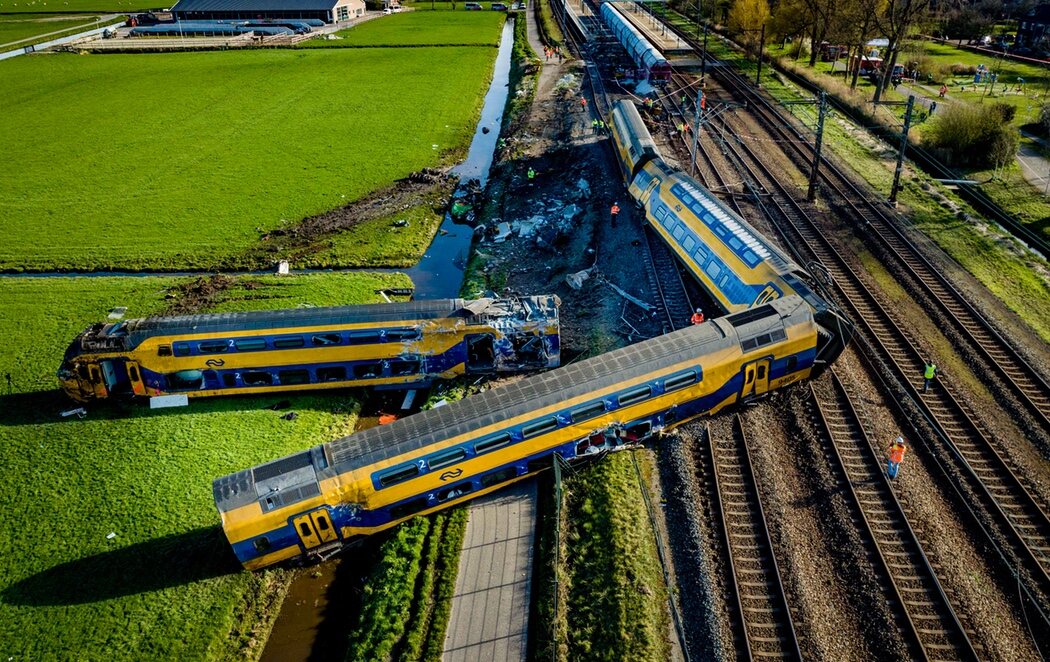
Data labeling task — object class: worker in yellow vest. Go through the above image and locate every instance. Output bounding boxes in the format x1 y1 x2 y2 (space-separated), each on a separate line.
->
922 360 937 393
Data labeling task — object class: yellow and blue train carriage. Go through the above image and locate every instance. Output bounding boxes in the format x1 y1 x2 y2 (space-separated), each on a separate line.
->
610 100 829 316
215 296 847 570
58 296 560 403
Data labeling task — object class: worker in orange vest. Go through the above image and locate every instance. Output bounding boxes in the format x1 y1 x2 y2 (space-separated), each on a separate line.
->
690 308 704 325
610 201 621 227
886 436 907 480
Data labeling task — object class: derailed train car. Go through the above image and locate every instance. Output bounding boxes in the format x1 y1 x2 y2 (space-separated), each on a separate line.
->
609 100 853 362
216 296 844 569
58 296 560 403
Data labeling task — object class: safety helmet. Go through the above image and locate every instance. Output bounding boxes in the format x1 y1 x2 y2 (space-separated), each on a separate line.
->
695 308 702 313
895 436 905 446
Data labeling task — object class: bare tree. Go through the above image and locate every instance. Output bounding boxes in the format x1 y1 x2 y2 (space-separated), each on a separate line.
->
871 0 933 103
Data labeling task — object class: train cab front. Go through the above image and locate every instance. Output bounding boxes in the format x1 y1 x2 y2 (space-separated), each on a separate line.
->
810 305 855 379
57 327 100 403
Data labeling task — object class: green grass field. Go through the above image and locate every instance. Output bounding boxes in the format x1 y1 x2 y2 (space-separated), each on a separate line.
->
0 0 149 13
0 13 101 47
0 271 412 659
0 46 496 272
306 10 504 48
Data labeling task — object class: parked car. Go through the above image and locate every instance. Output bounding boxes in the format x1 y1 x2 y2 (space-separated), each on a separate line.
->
464 2 483 9
492 2 508 9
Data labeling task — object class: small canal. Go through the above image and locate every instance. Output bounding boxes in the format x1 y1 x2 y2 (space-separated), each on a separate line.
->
257 19 517 660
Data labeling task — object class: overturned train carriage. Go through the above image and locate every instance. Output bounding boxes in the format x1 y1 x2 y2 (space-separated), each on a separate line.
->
216 296 848 570
58 296 560 403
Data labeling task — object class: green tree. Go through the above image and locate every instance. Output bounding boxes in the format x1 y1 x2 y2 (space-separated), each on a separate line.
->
728 0 771 53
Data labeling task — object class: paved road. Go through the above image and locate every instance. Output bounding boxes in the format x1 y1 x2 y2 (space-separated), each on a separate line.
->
442 480 537 662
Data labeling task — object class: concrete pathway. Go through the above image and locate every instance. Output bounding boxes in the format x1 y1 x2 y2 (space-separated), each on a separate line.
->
442 480 537 662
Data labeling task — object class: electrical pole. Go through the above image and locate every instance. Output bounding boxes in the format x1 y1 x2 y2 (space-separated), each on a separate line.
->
889 94 915 205
701 18 709 83
807 91 827 201
691 88 703 177
756 24 765 87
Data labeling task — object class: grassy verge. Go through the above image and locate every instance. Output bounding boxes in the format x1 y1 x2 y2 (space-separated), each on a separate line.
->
302 10 505 47
0 0 150 12
560 451 670 661
420 506 467 660
0 272 409 659
534 0 562 48
346 517 432 661
677 19 1050 342
0 47 497 272
0 14 103 48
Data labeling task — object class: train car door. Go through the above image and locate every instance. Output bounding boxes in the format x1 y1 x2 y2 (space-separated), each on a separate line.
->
125 361 146 396
310 509 338 544
100 360 132 396
292 514 322 549
740 359 772 399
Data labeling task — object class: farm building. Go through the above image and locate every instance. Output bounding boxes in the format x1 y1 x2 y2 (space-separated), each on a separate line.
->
171 0 365 24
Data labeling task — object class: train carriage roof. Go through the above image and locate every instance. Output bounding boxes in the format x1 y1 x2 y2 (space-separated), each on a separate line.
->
111 297 553 345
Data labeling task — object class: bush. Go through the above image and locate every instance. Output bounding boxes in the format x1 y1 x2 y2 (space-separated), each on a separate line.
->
925 103 1020 168
950 62 978 76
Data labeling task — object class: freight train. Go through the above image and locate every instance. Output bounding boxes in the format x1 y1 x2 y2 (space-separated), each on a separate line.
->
58 296 560 403
609 99 852 359
216 295 849 569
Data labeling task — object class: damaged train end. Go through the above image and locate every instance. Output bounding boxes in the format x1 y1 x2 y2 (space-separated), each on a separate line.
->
462 294 561 374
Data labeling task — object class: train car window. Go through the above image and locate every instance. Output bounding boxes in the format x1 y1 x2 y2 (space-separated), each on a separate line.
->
480 467 516 488
174 342 191 357
474 432 512 454
693 246 709 262
274 337 305 349
253 537 271 553
279 369 310 385
654 206 667 221
671 225 686 241
348 331 381 345
719 274 730 288
428 448 466 470
317 366 346 382
713 224 729 238
386 329 421 342
129 365 140 382
242 371 274 386
312 333 342 346
522 418 558 439
570 401 606 423
705 261 722 280
379 464 420 487
617 385 652 407
682 236 696 252
437 481 474 502
298 522 312 536
222 374 237 387
198 340 228 354
729 236 744 251
235 338 267 352
315 516 331 532
157 345 172 357
388 360 421 376
742 250 759 266
664 370 698 391
353 363 382 379
662 214 675 230
89 367 101 384
389 498 429 520
77 365 90 381
527 457 551 473
786 356 798 371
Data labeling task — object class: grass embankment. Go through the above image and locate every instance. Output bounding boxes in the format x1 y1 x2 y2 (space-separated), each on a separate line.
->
0 46 496 272
0 272 410 660
0 0 149 12
0 14 102 48
345 508 468 661
303 10 505 47
299 202 446 269
676 19 1050 342
537 451 670 661
534 0 562 48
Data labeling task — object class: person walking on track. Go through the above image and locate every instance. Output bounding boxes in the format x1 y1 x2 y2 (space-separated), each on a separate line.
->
886 437 907 480
580 97 587 112
922 360 937 393
610 201 620 227
690 308 704 325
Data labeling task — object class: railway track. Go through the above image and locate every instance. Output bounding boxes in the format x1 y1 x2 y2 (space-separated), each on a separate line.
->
705 98 1050 620
810 373 980 661
707 63 1050 437
701 417 802 661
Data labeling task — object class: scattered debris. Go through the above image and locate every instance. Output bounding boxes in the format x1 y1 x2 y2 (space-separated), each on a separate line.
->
555 74 579 91
276 260 290 275
107 307 128 320
106 532 117 540
431 399 449 409
268 400 292 411
599 274 655 312
392 219 409 227
281 412 298 421
379 413 398 424
60 407 87 419
493 222 513 243
576 178 591 199
566 266 595 290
